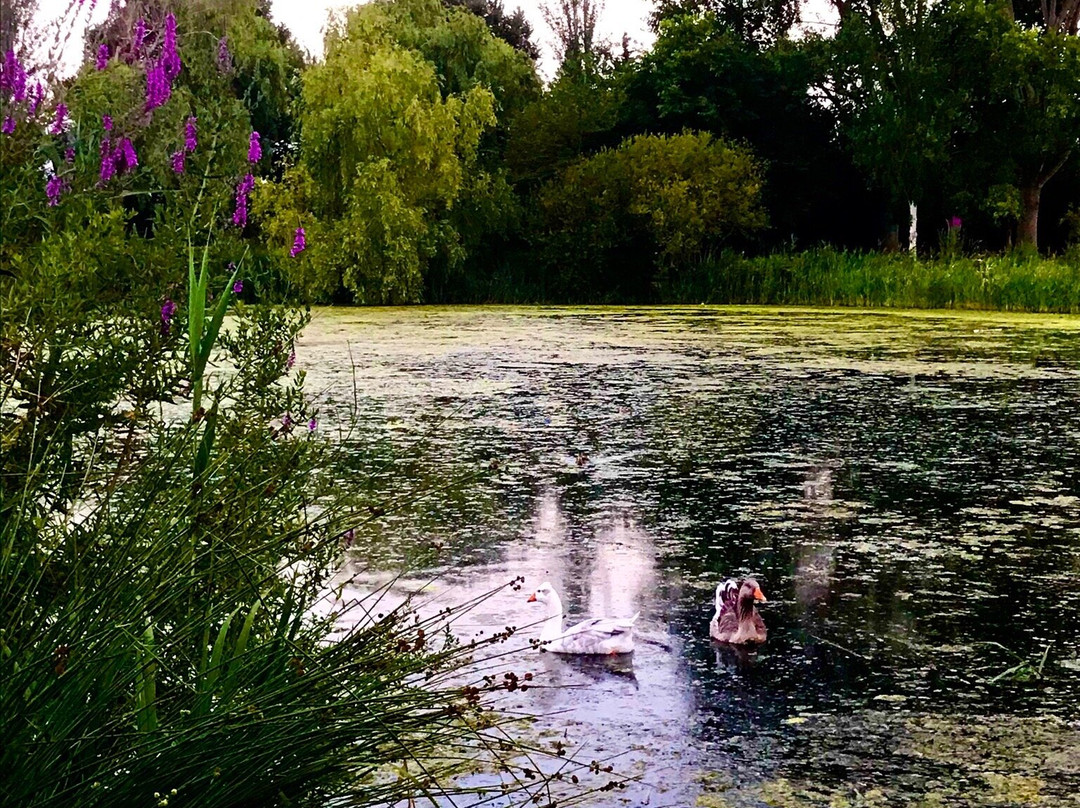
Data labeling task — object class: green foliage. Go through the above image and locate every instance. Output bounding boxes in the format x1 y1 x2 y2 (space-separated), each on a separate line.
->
631 12 873 247
825 0 1080 248
651 0 802 47
506 65 625 186
264 0 537 302
537 131 766 300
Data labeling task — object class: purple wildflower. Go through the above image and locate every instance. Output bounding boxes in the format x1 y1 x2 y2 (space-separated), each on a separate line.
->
118 137 138 172
29 81 43 115
96 43 109 70
949 216 962 229
247 131 261 163
343 528 355 547
45 174 67 206
1 50 15 95
161 14 181 80
161 299 178 334
170 150 185 174
99 138 116 184
1 116 14 135
64 147 75 163
232 173 254 228
308 417 317 432
133 18 146 58
282 413 293 431
286 349 296 370
217 36 232 73
103 114 112 131
233 279 243 295
2 50 27 102
145 62 170 111
48 104 67 134
184 116 197 152
290 226 306 258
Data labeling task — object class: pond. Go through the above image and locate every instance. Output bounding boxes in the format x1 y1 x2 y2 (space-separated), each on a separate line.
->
300 306 1080 808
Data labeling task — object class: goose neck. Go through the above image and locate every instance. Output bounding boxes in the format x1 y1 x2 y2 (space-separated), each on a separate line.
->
539 594 564 641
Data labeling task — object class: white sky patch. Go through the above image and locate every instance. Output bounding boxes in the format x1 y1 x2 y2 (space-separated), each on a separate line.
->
35 0 839 80
270 0 656 79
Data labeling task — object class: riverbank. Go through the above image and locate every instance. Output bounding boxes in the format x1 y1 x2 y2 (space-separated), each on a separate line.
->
438 249 1080 312
661 249 1080 312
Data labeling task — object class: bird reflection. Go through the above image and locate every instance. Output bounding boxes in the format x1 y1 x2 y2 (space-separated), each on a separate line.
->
544 651 639 687
712 640 761 675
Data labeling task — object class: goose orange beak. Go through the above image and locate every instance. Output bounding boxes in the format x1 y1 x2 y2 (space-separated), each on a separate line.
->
753 587 767 602
527 593 537 603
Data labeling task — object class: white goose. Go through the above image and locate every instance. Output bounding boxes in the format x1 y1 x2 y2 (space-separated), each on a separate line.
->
527 582 638 655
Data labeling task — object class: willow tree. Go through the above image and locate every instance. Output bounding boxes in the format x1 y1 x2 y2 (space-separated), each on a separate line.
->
259 0 542 302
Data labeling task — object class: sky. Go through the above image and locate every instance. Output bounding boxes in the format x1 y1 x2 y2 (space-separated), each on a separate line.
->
271 0 839 76
38 0 839 79
269 0 658 78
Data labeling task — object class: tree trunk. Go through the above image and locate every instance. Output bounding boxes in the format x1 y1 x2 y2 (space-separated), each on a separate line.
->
1018 183 1041 249
908 201 918 255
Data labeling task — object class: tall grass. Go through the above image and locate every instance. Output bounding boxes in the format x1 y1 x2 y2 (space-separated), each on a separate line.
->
660 248 1080 312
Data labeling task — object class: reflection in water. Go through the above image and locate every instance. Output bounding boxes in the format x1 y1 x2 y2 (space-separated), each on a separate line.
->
299 306 1080 807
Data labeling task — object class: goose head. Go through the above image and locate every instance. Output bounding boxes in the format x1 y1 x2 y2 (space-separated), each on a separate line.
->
527 582 563 615
740 578 767 606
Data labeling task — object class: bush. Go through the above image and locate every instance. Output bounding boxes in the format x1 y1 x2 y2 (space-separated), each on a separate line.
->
536 131 766 301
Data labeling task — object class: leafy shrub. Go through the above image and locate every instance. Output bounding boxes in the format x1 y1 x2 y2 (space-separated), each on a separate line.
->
536 130 766 301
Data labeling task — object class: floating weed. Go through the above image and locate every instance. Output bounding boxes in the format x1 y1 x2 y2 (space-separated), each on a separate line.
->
983 642 1052 683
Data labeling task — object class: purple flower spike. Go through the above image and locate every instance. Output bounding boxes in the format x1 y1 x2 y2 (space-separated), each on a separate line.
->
161 299 178 334
1 116 14 135
290 227 306 258
171 150 185 174
49 104 67 135
949 216 962 229
1 50 15 95
232 173 254 228
133 18 146 58
64 147 75 163
29 81 43 115
286 349 296 370
161 14 181 80
232 279 243 295
145 62 171 111
118 137 138 172
217 36 232 73
2 50 27 102
282 413 293 431
103 114 112 131
99 138 116 184
96 43 109 70
247 131 261 163
308 417 317 432
184 116 197 152
46 175 67 206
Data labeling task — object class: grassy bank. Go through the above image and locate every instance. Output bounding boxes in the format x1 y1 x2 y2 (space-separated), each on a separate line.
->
658 249 1080 312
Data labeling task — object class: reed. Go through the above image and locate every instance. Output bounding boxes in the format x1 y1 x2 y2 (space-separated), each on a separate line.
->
661 248 1080 312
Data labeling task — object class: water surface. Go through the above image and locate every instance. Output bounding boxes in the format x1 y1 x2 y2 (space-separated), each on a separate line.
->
301 307 1080 807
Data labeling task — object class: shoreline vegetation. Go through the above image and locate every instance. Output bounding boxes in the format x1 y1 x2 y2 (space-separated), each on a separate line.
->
438 249 1080 313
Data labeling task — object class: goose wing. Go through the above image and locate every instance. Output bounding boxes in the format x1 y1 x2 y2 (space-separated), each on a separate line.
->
546 614 638 653
716 579 741 619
